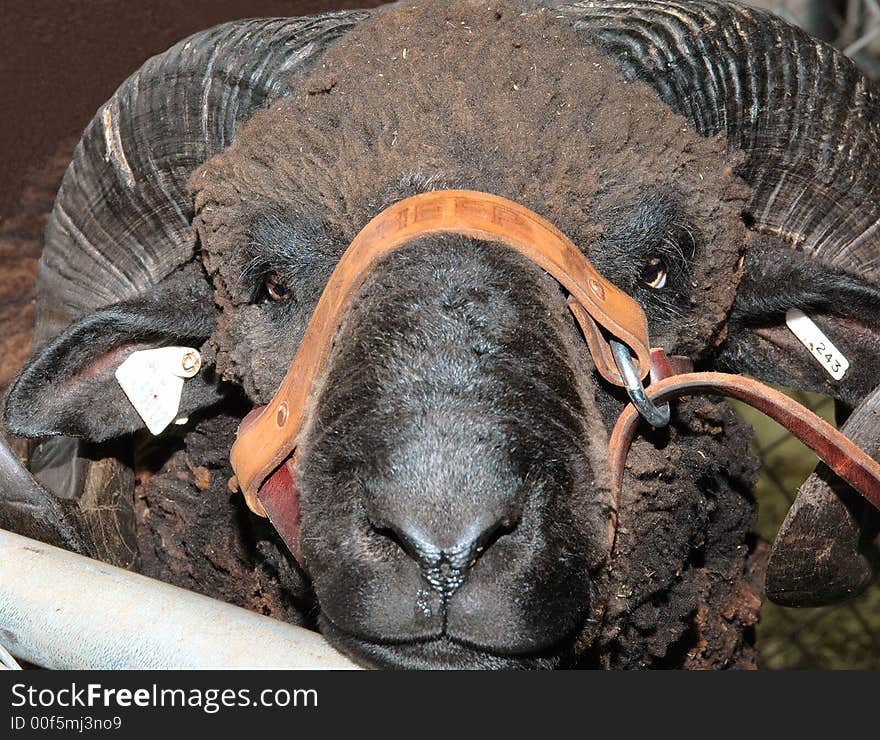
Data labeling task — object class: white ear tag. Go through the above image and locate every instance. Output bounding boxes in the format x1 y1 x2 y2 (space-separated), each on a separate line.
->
785 309 850 381
114 347 202 435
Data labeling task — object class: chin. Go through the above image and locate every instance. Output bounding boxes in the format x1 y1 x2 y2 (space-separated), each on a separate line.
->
319 617 569 670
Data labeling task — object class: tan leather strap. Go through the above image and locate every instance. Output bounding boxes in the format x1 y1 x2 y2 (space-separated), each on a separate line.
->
231 190 653 514
607 371 880 550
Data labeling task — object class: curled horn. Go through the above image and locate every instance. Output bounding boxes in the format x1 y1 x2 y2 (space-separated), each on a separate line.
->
558 0 880 277
3 11 368 554
33 10 370 348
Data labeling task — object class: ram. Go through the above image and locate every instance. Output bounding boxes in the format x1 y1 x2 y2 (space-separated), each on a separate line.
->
1 0 878 669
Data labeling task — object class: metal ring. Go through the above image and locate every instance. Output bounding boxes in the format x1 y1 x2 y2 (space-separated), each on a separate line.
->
610 340 671 428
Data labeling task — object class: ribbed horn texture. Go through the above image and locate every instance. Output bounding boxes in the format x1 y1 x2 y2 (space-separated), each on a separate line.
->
33 11 370 348
558 0 880 279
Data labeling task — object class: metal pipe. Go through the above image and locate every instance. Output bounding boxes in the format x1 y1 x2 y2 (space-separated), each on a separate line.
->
0 528 360 669
0 641 21 670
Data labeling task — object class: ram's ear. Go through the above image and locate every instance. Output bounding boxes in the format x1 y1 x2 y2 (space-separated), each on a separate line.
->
4 264 225 441
720 236 880 410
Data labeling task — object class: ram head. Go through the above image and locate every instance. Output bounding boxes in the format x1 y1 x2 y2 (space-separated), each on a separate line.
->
3 0 879 669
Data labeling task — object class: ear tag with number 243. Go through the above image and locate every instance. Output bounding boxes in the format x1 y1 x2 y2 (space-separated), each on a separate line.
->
785 309 850 382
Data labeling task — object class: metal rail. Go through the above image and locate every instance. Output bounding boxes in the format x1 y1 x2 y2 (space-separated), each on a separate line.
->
0 528 359 670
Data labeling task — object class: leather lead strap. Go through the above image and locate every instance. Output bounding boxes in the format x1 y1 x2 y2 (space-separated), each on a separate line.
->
607 370 880 550
231 190 653 515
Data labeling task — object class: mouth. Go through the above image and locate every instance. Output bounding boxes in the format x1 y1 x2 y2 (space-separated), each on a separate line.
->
318 614 568 670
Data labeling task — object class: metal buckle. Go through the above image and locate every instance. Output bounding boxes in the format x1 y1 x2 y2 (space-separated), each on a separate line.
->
610 340 671 428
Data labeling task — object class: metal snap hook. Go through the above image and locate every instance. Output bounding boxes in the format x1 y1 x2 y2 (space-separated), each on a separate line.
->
610 340 671 428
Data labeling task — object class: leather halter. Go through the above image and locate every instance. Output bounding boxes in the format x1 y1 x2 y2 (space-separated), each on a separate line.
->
229 190 880 556
231 190 652 515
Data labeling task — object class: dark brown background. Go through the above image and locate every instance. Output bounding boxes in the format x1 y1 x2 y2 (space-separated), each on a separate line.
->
0 0 385 221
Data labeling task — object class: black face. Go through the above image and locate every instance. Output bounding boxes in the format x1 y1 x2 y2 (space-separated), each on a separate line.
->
296 235 607 668
210 185 714 668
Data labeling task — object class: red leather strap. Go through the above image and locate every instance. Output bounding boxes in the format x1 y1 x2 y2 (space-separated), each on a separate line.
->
607 370 880 550
258 458 302 562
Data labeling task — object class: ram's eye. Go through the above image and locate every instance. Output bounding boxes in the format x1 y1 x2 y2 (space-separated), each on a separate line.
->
265 273 291 301
640 256 668 289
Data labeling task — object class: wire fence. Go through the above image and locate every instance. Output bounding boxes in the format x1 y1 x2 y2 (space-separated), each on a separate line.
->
732 1 880 670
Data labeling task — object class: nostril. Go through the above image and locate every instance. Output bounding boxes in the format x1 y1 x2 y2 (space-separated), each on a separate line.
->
368 511 517 597
472 517 516 561
370 519 436 565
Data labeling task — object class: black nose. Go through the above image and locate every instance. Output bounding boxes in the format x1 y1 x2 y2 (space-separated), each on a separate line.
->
371 513 516 598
